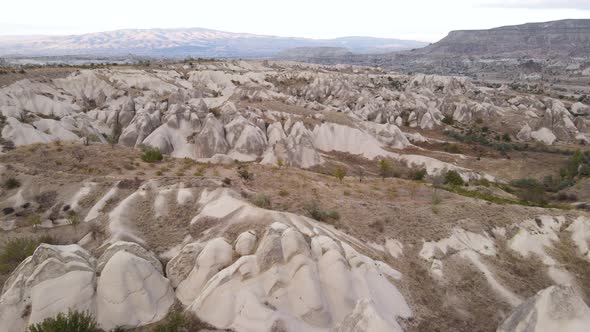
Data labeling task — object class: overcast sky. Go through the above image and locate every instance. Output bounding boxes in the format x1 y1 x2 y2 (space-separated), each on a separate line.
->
1 0 589 42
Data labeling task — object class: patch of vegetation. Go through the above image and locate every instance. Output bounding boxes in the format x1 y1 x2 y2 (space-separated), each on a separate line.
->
28 310 99 332
303 201 340 222
332 167 347 182
441 115 454 125
411 169 427 181
442 143 462 154
0 236 56 275
236 164 253 181
3 177 20 189
378 159 393 179
251 193 271 209
27 213 42 230
511 178 547 206
67 211 80 228
278 189 289 197
140 146 163 163
443 129 574 155
153 310 216 332
443 170 464 186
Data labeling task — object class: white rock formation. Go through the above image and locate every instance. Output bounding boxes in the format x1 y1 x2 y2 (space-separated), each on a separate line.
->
497 285 590 332
166 188 412 332
0 242 173 332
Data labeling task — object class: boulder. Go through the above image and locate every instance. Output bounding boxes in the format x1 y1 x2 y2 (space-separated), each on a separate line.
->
96 251 174 330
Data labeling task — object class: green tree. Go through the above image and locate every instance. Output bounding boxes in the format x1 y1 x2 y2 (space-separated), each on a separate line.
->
378 159 392 180
443 170 464 186
333 167 347 183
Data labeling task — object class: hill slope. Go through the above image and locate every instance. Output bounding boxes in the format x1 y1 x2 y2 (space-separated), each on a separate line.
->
417 19 590 57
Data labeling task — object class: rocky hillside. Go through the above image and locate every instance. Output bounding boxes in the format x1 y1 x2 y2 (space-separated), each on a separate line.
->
418 19 590 57
0 60 589 331
0 28 427 58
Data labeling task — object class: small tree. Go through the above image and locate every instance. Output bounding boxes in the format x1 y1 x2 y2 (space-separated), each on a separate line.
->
107 121 122 149
444 170 464 186
357 166 365 182
333 167 347 183
378 159 393 180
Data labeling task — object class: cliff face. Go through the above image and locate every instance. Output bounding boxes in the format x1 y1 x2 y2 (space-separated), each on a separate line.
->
420 19 590 57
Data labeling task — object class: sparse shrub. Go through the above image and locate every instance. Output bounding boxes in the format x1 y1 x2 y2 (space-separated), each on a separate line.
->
0 236 56 275
67 211 80 229
443 170 464 186
412 169 427 181
222 177 232 186
251 194 271 209
511 178 547 205
333 167 347 182
443 143 462 154
278 189 289 197
441 115 454 125
304 201 340 221
3 177 20 189
431 190 442 205
28 310 99 332
378 159 393 180
236 164 253 181
153 309 215 332
276 159 285 169
369 219 385 233
474 178 491 187
140 146 163 163
27 214 42 231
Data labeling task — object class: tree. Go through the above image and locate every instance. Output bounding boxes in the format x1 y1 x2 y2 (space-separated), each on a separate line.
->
333 167 347 183
357 166 365 182
443 170 464 186
378 159 392 180
107 121 122 149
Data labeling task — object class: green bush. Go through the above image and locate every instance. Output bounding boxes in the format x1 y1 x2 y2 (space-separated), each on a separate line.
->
304 201 340 221
443 170 464 186
412 169 427 181
251 194 271 209
3 177 21 189
332 167 347 182
511 178 547 205
28 310 99 332
378 159 393 179
140 146 163 163
441 115 454 125
0 236 56 275
443 143 462 154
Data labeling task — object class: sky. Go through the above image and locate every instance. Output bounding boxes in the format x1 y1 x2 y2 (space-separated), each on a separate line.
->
1 0 589 42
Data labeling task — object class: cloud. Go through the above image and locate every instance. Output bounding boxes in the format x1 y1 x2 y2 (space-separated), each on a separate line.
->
481 0 590 10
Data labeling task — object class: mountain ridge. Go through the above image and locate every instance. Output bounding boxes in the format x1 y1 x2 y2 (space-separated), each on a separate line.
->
0 27 427 58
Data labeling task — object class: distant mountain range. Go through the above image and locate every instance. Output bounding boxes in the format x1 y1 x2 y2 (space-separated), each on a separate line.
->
0 27 428 58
